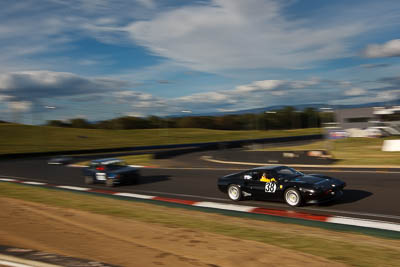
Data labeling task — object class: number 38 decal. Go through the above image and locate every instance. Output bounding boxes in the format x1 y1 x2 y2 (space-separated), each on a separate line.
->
265 182 277 193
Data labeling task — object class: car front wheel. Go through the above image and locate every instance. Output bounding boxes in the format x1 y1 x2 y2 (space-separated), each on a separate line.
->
284 188 302 207
84 176 94 185
227 184 242 201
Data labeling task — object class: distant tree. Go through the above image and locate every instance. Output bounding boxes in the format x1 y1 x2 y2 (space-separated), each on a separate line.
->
301 108 319 128
69 118 92 129
175 116 215 129
46 105 333 130
147 116 163 128
318 111 334 127
213 115 244 130
46 120 70 127
104 116 153 130
278 106 296 129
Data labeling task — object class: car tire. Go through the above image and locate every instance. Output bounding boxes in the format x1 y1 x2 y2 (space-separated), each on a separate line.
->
84 176 94 185
105 178 115 187
284 188 302 207
227 184 242 201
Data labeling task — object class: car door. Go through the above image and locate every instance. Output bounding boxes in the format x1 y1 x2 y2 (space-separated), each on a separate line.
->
244 171 268 198
246 171 280 200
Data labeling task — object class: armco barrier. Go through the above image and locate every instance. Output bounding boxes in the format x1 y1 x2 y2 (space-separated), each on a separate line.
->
0 134 323 160
210 149 335 165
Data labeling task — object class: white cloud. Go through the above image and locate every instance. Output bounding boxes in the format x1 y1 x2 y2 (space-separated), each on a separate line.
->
114 90 155 101
0 71 391 118
8 101 32 112
136 0 156 9
178 91 231 103
364 39 400 58
0 94 12 102
169 78 344 113
270 91 287 96
332 89 400 105
113 90 167 112
0 0 157 72
124 112 146 117
360 63 391 69
0 71 128 102
344 87 367 96
125 0 369 71
233 79 325 96
376 90 400 101
235 80 285 93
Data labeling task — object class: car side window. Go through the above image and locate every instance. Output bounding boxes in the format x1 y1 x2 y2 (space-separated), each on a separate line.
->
253 171 261 180
279 169 292 175
269 170 281 179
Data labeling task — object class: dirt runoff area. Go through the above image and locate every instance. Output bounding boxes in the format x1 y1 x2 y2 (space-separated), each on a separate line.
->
0 197 350 267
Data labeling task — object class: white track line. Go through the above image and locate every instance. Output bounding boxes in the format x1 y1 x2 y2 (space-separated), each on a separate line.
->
55 186 90 191
0 254 60 267
194 202 256 212
303 207 400 221
0 259 33 267
113 192 154 199
328 216 400 232
0 178 17 182
21 181 46 185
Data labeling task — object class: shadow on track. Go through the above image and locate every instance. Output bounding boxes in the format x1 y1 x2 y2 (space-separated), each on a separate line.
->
136 175 170 185
319 189 373 207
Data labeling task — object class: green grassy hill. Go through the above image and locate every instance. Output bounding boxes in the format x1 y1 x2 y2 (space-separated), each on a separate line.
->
0 123 321 154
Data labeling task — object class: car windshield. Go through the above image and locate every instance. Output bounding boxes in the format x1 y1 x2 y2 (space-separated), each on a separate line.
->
105 161 127 170
275 167 303 177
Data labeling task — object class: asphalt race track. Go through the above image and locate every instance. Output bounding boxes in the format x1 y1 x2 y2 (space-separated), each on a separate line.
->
0 149 399 224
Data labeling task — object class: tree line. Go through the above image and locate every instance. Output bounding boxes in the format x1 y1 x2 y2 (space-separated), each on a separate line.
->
46 107 334 130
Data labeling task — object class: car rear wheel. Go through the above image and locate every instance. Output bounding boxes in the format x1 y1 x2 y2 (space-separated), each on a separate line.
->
84 176 94 185
284 188 302 207
227 184 242 201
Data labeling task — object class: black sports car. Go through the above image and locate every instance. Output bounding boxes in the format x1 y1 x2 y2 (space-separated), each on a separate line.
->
218 165 345 207
82 158 140 187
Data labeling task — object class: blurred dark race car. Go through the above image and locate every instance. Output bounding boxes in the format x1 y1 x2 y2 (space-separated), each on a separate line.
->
82 158 140 187
47 155 73 165
218 165 346 207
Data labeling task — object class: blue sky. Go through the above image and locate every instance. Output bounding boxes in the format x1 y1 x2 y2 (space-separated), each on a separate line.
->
0 0 400 124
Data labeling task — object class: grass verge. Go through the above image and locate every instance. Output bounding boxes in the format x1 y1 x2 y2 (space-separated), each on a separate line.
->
251 137 400 166
1 182 399 267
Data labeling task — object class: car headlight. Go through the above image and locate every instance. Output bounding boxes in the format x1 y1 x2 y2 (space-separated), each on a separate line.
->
109 174 120 179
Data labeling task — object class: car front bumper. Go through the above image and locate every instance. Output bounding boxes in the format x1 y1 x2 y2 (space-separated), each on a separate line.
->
304 189 344 204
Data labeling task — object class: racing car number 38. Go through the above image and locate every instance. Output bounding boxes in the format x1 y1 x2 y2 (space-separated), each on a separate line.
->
265 182 277 193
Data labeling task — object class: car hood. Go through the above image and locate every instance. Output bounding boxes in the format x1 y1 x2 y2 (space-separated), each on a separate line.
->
290 175 329 183
289 174 345 189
